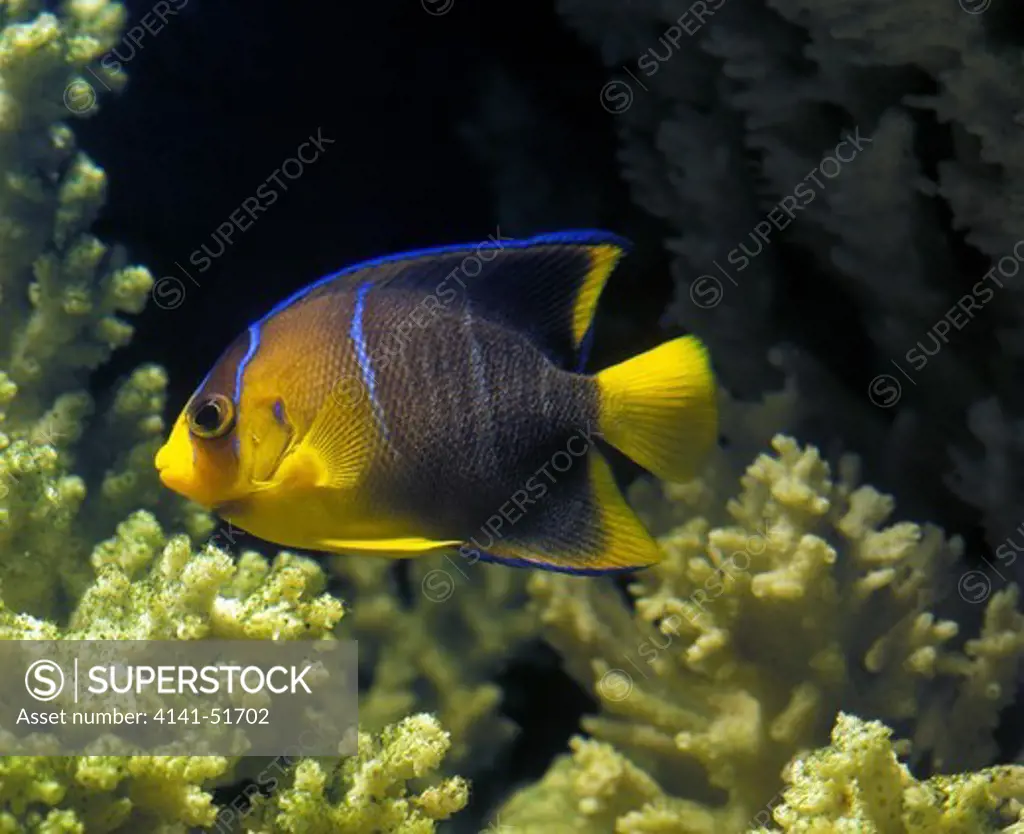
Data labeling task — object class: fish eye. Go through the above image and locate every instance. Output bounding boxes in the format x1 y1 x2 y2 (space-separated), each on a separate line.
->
187 394 236 440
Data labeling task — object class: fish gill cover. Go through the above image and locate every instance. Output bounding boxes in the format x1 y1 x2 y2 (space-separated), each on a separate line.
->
0 0 1023 832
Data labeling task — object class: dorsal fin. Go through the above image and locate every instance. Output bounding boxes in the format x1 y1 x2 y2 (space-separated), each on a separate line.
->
262 230 631 371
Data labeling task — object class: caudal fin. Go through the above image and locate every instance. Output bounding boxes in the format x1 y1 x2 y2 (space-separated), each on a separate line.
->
596 335 717 482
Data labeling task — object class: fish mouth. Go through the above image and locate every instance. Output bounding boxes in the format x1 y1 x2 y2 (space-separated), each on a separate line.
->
155 463 182 492
156 458 213 508
156 459 191 495
154 445 187 491
154 445 171 475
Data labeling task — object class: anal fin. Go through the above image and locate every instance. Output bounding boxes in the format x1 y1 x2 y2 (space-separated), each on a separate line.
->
460 452 662 575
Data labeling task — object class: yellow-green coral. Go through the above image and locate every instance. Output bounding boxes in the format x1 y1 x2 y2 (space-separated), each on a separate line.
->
0 4 473 833
0 368 212 617
518 434 1024 831
1 3 137 409
0 0 213 620
242 714 469 833
0 753 232 833
0 716 469 834
0 514 471 832
0 509 345 641
750 713 1024 833
496 713 1024 834
496 733 752 834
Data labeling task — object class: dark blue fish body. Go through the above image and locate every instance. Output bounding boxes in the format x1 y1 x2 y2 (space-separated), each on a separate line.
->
155 231 718 574
361 291 601 565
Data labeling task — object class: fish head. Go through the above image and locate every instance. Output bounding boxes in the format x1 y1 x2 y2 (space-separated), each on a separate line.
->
155 375 298 512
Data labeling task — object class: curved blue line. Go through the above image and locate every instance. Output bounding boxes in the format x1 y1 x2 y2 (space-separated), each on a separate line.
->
351 281 388 437
233 323 261 406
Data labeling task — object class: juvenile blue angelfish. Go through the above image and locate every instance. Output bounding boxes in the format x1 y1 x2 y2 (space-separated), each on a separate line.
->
155 231 718 574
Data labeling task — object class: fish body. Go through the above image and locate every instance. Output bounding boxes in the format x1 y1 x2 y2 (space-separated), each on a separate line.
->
155 231 717 574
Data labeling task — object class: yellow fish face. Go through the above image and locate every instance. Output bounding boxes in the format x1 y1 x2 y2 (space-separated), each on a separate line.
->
155 389 297 512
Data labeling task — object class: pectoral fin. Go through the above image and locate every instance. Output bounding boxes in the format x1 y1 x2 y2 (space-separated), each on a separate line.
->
295 376 381 490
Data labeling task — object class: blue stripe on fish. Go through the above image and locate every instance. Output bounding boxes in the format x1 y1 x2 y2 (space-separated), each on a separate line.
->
233 324 261 406
254 230 631 325
351 280 389 438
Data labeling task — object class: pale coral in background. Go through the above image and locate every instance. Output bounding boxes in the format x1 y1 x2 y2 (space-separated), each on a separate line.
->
517 0 1024 566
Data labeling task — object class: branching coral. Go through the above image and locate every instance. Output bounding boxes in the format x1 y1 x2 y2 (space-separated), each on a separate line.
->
0 714 468 834
242 714 469 833
510 435 1024 831
496 733 756 833
0 510 351 831
0 0 213 620
0 0 137 409
53 509 345 641
497 713 1024 833
0 368 212 617
329 553 539 767
0 515 467 832
752 713 1024 833
0 753 232 833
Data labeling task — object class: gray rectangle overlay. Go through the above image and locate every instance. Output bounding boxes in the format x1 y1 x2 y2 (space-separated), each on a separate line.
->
0 640 357 756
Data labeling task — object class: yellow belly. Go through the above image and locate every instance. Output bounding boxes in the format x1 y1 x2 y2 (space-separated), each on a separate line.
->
220 482 459 557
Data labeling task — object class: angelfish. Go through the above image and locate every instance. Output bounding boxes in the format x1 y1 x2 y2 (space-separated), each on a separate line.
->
154 231 717 574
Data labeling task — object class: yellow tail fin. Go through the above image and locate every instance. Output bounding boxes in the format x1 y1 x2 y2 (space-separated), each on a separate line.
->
596 335 717 482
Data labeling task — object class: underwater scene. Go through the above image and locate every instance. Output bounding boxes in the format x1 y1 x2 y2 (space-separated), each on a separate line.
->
2 0 1024 830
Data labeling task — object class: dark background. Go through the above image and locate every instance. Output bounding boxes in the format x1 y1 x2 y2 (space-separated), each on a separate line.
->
86 0 670 409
